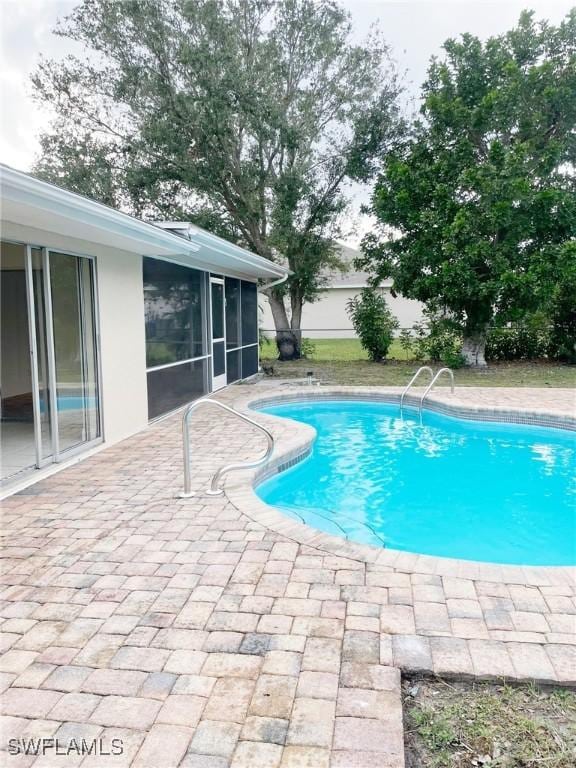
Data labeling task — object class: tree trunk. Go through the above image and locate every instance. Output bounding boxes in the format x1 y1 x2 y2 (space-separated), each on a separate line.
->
462 326 488 367
267 292 301 361
290 294 303 357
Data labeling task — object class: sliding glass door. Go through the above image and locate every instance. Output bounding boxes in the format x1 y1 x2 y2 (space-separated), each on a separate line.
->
49 252 100 455
1 243 38 478
0 241 101 484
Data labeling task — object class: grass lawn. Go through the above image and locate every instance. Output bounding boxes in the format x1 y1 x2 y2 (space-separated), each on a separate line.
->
403 678 576 768
260 337 576 387
261 336 413 361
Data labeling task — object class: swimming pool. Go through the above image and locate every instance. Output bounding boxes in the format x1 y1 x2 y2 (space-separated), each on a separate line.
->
256 400 575 566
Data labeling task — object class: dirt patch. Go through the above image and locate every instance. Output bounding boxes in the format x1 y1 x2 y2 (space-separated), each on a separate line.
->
260 358 576 388
403 678 576 768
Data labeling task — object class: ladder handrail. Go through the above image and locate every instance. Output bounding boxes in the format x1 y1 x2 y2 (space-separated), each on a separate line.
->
419 367 454 415
179 397 274 498
400 366 434 414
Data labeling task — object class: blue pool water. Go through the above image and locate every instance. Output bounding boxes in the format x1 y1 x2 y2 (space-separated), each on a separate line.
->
40 396 97 413
256 401 576 565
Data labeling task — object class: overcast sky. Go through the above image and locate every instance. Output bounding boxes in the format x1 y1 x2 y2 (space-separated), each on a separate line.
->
1 0 573 244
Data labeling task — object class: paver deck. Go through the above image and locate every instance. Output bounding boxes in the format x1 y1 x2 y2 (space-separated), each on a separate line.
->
1 383 574 767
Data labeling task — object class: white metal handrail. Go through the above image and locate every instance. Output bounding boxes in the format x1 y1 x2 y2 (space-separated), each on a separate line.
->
399 366 434 415
178 398 274 498
419 367 455 415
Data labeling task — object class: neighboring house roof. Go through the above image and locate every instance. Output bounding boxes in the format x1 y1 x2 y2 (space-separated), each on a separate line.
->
326 242 391 289
0 165 287 281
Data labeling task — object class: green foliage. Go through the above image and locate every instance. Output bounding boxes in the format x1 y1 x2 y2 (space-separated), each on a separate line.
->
410 708 457 752
540 242 576 363
485 324 550 361
359 10 576 366
32 0 403 352
299 338 317 360
400 309 465 368
549 291 576 363
145 343 178 368
406 680 576 768
346 289 398 362
403 309 567 365
438 348 467 370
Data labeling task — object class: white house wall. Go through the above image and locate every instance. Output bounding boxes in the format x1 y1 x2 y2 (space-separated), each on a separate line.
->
1 222 149 446
261 287 424 339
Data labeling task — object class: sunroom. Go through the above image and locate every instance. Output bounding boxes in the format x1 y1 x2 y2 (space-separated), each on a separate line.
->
0 165 286 489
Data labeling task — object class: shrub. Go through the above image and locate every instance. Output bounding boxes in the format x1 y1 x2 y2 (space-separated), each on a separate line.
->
399 328 414 356
548 279 576 363
549 319 576 363
300 337 316 359
439 346 467 369
346 289 398 362
401 309 465 368
402 307 570 366
485 325 550 361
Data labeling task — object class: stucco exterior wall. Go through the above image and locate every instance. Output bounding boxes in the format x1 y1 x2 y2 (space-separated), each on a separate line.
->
2 223 149 446
260 286 424 339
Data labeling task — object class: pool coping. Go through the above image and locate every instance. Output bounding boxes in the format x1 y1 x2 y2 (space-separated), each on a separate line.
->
224 385 575 587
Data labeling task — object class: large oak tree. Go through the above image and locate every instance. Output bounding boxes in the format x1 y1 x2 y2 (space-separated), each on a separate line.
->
359 10 576 366
32 0 403 359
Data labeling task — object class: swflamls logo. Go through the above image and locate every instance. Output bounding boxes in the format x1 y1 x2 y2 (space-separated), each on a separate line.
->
7 738 124 756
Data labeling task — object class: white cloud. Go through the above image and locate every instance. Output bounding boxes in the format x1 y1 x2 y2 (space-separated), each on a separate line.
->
0 0 78 169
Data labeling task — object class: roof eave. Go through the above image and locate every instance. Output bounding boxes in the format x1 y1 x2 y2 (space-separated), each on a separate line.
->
0 165 287 280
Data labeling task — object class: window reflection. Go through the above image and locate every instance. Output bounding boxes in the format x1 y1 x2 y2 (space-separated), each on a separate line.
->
225 278 240 349
241 345 258 378
226 349 241 383
143 258 204 367
50 252 100 452
241 281 257 345
147 359 208 419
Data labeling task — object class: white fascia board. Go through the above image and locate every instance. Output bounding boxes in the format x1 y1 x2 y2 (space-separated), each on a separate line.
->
1 165 196 256
150 220 288 279
150 219 286 279
1 165 287 280
190 232 286 279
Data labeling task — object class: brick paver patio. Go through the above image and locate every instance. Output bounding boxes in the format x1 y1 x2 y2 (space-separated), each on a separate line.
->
1 383 574 767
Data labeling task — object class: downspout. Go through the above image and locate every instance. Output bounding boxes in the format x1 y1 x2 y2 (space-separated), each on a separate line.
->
258 272 290 359
259 272 289 292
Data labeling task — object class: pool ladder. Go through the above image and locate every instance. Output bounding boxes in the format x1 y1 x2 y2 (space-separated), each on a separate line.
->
400 366 455 416
178 398 274 498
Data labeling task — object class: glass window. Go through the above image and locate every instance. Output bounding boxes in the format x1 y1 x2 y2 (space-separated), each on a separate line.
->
241 345 259 379
225 278 241 349
241 281 258 346
1 242 36 479
147 359 208 419
50 252 100 453
143 258 204 367
1 242 100 481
